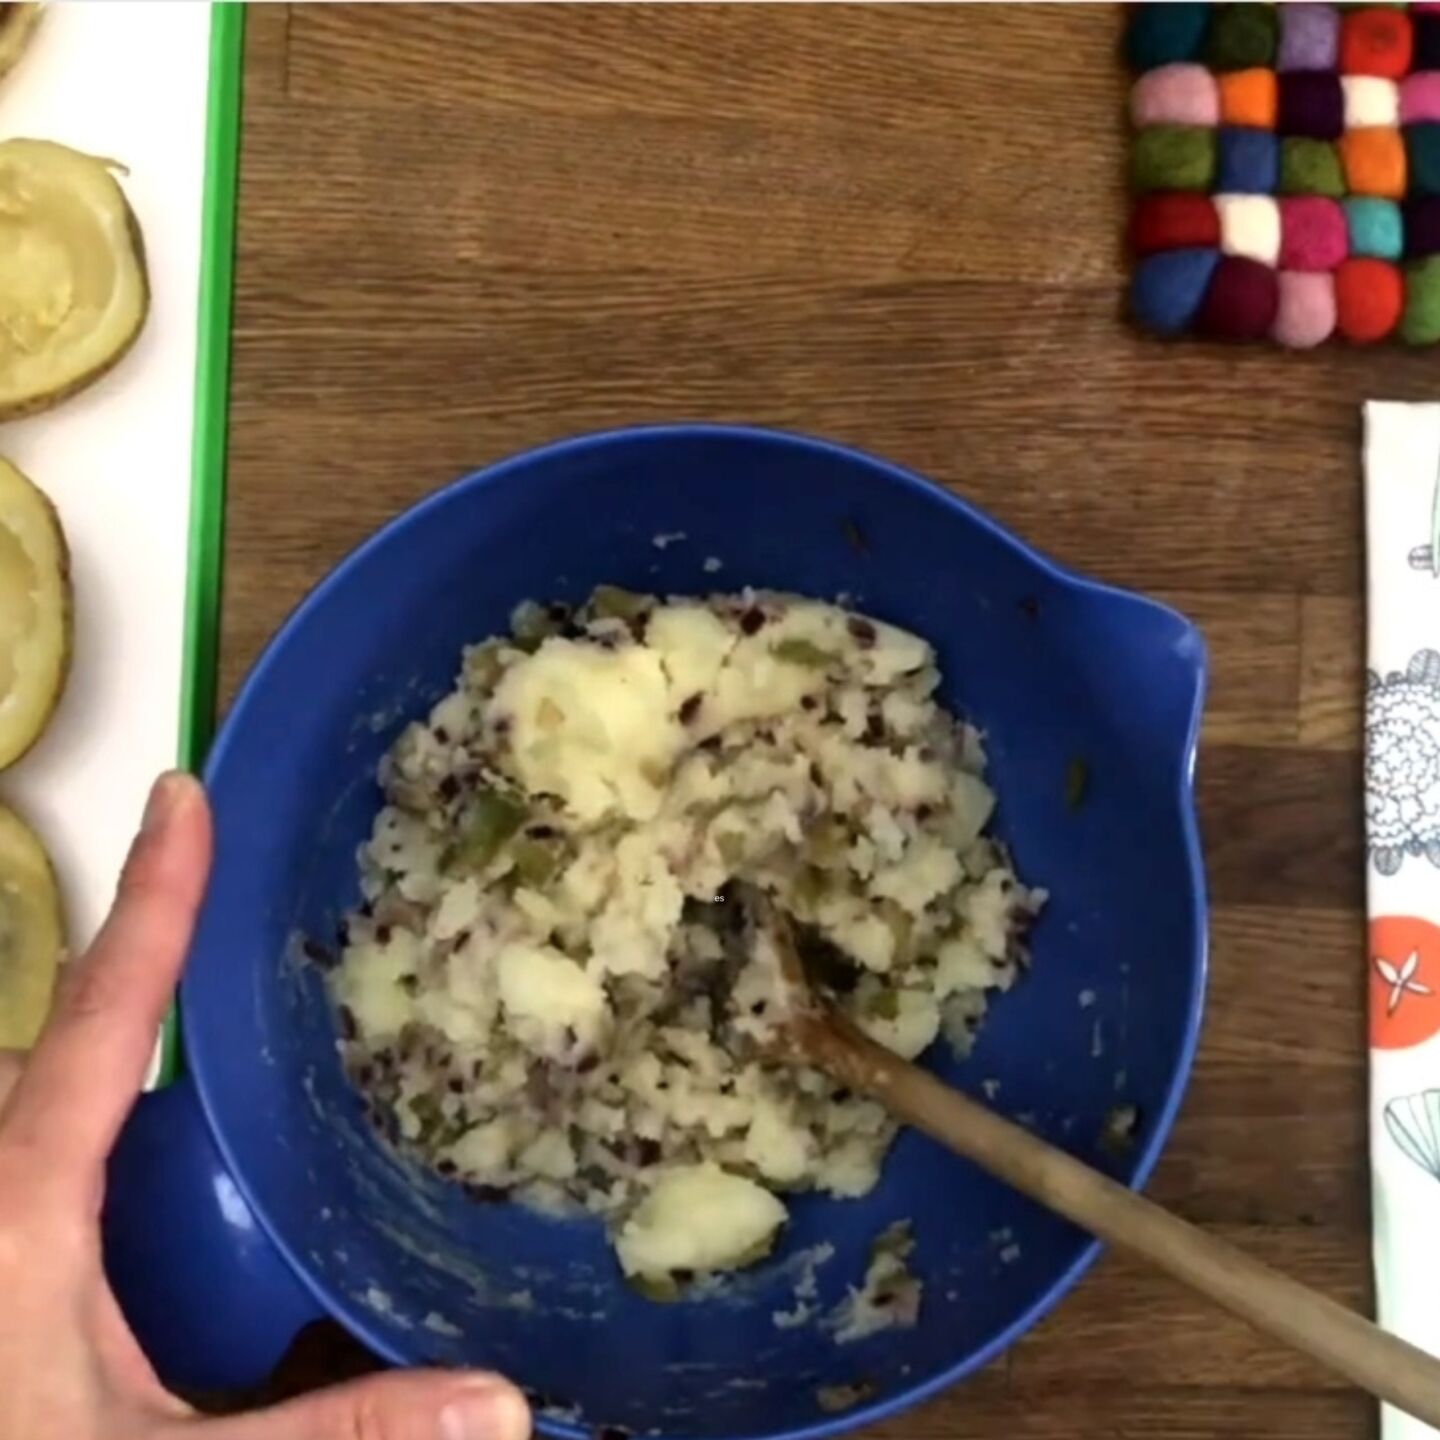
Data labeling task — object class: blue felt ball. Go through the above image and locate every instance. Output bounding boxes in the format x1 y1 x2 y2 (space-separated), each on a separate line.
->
1132 249 1221 335
1217 128 1279 194
1126 3 1212 70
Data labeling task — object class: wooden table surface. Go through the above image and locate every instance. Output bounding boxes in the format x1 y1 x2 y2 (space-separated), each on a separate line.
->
219 5 1437 1436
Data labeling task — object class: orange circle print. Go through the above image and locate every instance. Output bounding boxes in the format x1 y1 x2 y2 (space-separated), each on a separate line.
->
1371 917 1440 1050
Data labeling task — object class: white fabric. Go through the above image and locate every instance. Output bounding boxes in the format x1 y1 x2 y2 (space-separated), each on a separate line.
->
1365 401 1440 1440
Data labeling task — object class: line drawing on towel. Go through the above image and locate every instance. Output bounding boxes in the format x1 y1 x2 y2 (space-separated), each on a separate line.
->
1376 951 1433 1014
1385 1090 1440 1180
1407 453 1440 575
1366 649 1440 874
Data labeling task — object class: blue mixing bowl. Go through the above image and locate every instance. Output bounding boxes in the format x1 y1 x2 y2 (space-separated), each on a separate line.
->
103 425 1207 1439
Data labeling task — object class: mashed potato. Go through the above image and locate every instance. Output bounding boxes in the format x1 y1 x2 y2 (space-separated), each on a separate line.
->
329 587 1041 1284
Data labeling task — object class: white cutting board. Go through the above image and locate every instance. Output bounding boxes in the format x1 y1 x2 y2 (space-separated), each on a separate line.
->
0 4 212 1031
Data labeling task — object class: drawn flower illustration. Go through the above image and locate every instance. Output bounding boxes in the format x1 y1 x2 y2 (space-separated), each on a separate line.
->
1366 649 1440 875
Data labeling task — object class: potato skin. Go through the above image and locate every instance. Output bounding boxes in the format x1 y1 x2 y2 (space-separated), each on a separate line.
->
0 465 73 771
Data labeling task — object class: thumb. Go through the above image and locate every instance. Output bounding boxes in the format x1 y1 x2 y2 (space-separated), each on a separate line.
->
196 1371 531 1440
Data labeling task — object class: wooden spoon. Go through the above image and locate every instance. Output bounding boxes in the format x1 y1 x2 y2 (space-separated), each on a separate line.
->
746 895 1440 1429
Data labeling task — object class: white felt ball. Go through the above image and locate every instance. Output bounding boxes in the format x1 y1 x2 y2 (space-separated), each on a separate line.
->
1215 193 1281 266
1343 76 1399 130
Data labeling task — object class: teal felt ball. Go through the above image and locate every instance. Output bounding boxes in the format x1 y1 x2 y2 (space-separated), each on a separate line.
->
1346 198 1404 260
1127 3 1212 70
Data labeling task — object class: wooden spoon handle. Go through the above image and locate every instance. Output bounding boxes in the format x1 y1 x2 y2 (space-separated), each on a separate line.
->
823 1022 1440 1427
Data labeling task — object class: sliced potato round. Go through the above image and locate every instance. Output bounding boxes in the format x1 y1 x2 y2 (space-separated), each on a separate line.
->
0 5 41 82
0 801 62 1050
0 138 149 419
0 458 69 769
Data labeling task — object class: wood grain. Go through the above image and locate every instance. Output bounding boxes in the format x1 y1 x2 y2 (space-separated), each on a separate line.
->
224 6 1391 1435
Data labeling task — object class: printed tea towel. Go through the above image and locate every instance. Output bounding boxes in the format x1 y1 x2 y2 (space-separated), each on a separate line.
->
1367 401 1440 1440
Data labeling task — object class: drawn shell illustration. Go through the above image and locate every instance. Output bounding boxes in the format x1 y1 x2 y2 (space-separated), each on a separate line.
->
1385 1090 1440 1179
1366 649 1440 875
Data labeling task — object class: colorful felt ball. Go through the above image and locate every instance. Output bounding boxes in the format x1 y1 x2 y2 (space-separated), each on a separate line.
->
1133 125 1218 190
1341 8 1414 78
1196 254 1279 338
1281 136 1347 195
1341 127 1408 197
1279 196 1349 269
1279 4 1342 72
1272 270 1337 347
1417 16 1440 71
1216 193 1282 262
1336 256 1404 340
1400 72 1440 124
1131 249 1222 335
1218 67 1279 128
1402 255 1440 342
1131 65 1221 128
1130 193 1222 253
1218 127 1280 192
1206 4 1279 71
1345 76 1401 129
1405 196 1440 256
1346 196 1405 258
1278 72 1345 138
1127 3 1212 70
1407 123 1440 194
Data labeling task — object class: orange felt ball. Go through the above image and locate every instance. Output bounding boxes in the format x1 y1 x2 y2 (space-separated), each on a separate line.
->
1340 126 1408 197
1218 67 1278 128
1341 7 1414 78
1335 257 1404 342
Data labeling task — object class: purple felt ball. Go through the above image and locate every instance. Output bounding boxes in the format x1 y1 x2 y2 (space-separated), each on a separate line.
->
1278 72 1345 138
1405 196 1440 256
1278 3 1340 71
1197 255 1280 340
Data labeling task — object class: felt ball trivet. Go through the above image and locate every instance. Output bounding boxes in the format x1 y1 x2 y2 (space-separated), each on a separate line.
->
1126 2 1440 345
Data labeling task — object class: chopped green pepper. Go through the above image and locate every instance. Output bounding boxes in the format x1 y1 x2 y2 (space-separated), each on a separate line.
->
771 637 837 670
512 837 560 887
451 787 526 871
1065 757 1090 811
589 585 650 623
867 988 900 1021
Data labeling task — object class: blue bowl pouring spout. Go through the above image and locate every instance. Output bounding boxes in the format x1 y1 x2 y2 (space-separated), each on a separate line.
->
103 426 1207 1440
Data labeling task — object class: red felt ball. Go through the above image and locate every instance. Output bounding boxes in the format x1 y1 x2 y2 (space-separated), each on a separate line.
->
1129 194 1222 254
1196 255 1279 340
1334 256 1403 341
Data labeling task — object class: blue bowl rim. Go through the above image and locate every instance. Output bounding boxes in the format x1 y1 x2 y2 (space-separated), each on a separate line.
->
187 421 1210 1440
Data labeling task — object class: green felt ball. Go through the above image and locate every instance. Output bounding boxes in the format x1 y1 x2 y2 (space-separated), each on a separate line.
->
1346 198 1404 260
1126 3 1211 69
1280 138 1345 197
1408 125 1440 198
1403 258 1440 344
1205 3 1279 70
1132 126 1217 191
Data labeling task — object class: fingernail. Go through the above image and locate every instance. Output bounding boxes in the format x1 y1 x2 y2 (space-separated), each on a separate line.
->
439 1383 531 1440
143 772 190 834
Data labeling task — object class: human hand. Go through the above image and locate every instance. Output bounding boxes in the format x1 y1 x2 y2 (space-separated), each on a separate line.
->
0 772 532 1440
